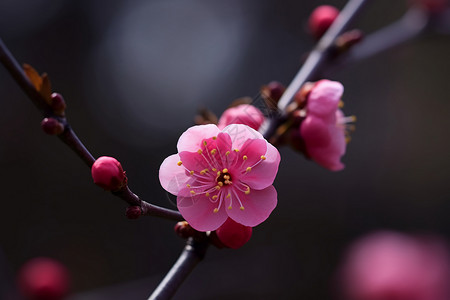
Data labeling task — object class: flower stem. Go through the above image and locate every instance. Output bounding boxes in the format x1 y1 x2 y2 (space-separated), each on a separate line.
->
148 237 209 300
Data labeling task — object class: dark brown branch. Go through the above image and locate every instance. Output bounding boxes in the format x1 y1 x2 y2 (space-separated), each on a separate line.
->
148 237 209 300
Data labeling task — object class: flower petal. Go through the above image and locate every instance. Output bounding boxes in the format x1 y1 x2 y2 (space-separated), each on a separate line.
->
305 123 346 171
177 191 228 231
226 185 277 227
217 104 265 131
240 141 280 190
308 80 343 119
300 116 331 148
159 154 189 195
222 124 263 150
177 124 220 153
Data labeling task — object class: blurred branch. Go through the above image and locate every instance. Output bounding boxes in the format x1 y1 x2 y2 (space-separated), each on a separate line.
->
336 7 429 67
148 237 209 300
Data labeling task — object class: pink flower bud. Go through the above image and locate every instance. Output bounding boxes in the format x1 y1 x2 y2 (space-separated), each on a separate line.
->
50 93 66 116
308 5 340 39
217 104 265 131
41 118 64 135
215 218 252 249
18 257 70 300
91 156 126 191
337 231 450 300
125 206 142 219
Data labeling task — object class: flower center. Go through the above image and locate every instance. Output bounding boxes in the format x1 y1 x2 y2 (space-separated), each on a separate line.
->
216 168 232 187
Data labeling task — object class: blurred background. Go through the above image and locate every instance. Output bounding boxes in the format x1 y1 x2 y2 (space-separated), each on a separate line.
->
0 0 449 299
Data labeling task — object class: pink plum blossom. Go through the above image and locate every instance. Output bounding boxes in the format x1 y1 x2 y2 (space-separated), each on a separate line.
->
337 231 450 300
300 79 353 171
217 104 265 131
159 124 280 232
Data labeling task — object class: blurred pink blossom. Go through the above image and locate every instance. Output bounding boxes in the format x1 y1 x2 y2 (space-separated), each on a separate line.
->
337 231 450 300
217 104 265 131
300 80 353 171
159 124 280 231
18 257 70 300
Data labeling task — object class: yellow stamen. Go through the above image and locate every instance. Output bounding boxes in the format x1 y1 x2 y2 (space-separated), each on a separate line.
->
212 136 217 140
177 161 183 166
223 175 230 180
189 170 194 175
226 194 231 199
205 192 210 197
338 100 344 108
240 206 245 211
212 195 218 200
212 168 217 172
186 184 191 188
211 149 217 155
225 151 230 156
243 155 248 160
213 208 219 213
261 155 266 160
228 206 232 210
234 149 239 152
190 190 196 195
203 141 207 146
245 188 250 195
246 167 252 172
218 182 223 187
222 168 228 173
215 186 221 190
197 149 202 154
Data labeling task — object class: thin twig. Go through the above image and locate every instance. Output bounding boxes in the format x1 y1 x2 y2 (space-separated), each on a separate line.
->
337 7 429 66
148 237 209 300
0 37 182 221
261 0 370 139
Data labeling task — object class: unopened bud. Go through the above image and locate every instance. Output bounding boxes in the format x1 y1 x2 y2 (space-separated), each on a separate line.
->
18 257 70 300
126 206 142 219
91 156 126 191
50 93 66 116
215 218 252 249
308 5 340 39
174 221 196 239
41 118 64 135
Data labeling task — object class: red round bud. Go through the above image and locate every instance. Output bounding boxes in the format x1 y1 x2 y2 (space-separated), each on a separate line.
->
18 257 70 300
308 5 340 39
41 118 64 135
91 156 126 191
126 206 142 219
50 93 66 116
215 218 252 249
174 221 196 239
